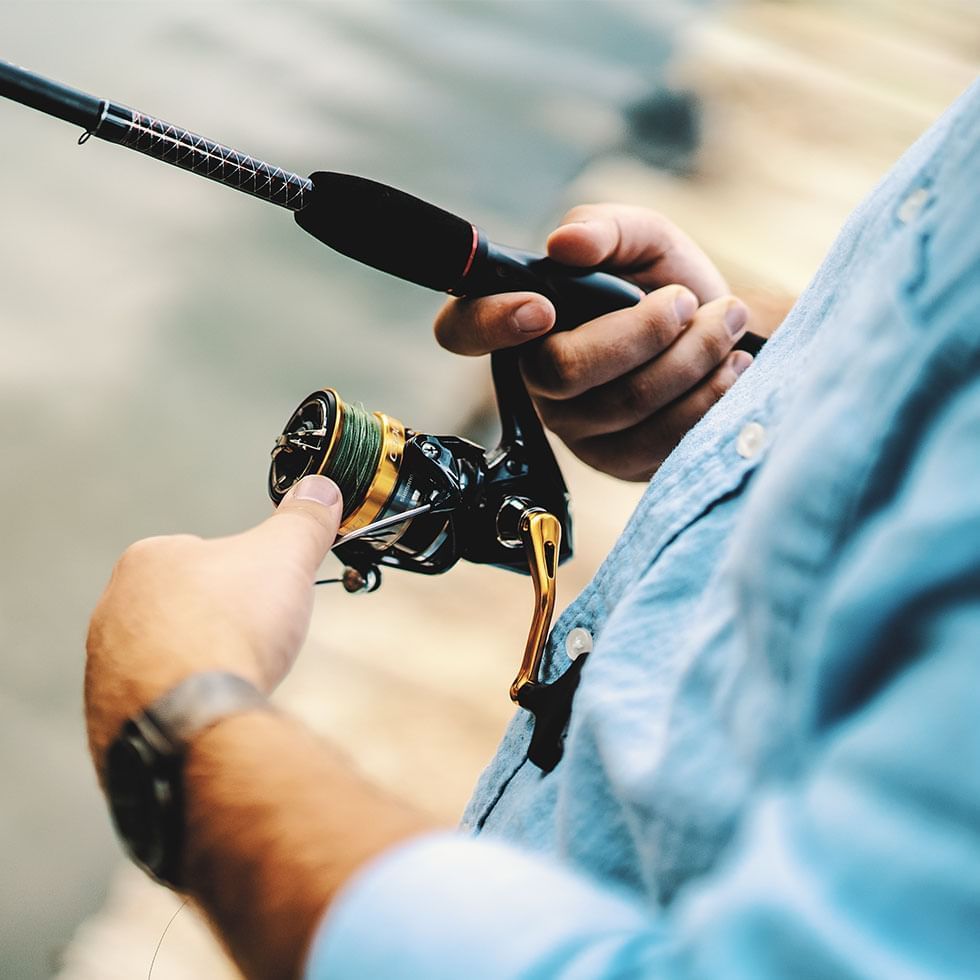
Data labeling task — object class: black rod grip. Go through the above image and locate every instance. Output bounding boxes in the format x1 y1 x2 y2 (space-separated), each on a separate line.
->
459 240 645 332
296 172 475 289
460 240 766 355
296 173 765 352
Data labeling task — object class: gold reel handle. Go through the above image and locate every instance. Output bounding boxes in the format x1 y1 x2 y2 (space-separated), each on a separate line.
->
509 510 561 702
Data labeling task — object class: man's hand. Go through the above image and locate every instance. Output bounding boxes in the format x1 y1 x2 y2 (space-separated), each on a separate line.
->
435 204 754 481
85 474 343 774
85 475 435 980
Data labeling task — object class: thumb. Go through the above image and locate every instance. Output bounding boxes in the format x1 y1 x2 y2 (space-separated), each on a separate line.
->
256 475 345 579
546 204 729 301
434 292 555 356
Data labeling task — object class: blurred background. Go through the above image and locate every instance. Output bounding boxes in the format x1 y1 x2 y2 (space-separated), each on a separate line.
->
0 1 976 976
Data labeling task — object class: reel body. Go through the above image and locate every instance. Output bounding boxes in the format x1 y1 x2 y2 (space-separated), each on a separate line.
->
269 349 573 586
268 344 581 772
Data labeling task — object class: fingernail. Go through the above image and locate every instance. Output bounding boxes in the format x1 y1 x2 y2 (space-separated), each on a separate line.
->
725 301 748 337
291 475 341 507
731 351 753 376
674 288 698 323
512 301 553 333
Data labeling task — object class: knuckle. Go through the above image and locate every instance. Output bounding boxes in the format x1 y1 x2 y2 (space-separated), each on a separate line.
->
116 537 160 570
696 323 728 364
116 534 197 574
534 398 565 436
619 372 654 421
707 369 734 403
541 339 585 395
636 290 684 347
642 306 678 352
671 351 707 392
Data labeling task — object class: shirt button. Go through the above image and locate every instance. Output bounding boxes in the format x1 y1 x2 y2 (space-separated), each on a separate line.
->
564 627 593 661
736 421 767 459
897 186 930 224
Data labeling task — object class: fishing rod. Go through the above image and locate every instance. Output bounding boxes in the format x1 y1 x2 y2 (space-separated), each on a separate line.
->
1 57 765 769
0 58 766 347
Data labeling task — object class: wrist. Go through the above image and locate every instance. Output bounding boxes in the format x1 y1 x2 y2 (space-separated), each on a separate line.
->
181 710 435 979
101 671 271 888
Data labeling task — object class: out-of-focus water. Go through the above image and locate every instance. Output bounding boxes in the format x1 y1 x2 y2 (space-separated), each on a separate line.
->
0 2 692 975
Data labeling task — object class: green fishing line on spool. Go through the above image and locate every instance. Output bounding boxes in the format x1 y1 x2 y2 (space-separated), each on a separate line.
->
327 401 383 520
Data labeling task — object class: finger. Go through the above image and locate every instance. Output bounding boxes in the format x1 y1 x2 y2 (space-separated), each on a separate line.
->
520 284 699 401
434 292 555 356
570 350 754 481
536 295 748 439
546 204 729 302
254 476 344 580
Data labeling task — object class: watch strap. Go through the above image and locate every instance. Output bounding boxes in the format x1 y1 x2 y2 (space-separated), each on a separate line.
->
108 671 270 889
143 670 270 749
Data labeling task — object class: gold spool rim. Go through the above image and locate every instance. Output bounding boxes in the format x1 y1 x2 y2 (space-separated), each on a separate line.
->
337 411 405 534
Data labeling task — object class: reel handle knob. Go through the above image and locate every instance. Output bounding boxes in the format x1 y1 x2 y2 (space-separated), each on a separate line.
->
508 509 561 702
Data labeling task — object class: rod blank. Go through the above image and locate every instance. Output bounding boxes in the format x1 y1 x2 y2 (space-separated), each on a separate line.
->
0 58 313 211
0 59 103 130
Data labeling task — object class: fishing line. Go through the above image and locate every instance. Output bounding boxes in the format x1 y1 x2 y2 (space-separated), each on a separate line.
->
328 402 383 520
147 899 189 979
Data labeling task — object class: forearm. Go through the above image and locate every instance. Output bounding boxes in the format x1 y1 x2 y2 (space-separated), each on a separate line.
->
182 710 435 980
82 481 437 978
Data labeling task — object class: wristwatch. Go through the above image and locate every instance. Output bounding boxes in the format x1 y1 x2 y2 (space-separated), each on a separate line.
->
105 671 269 888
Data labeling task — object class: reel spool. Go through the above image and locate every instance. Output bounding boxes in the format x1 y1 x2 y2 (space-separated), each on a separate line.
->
271 388 489 586
270 389 451 584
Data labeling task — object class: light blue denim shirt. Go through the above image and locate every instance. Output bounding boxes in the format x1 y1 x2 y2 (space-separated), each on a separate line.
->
309 79 980 978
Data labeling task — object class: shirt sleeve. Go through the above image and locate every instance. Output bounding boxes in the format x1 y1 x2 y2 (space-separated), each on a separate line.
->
306 381 980 980
305 833 666 979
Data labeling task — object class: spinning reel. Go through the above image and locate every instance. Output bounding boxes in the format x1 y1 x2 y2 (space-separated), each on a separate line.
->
269 347 573 732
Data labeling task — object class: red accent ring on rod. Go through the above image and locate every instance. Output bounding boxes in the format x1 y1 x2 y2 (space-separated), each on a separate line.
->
459 223 480 279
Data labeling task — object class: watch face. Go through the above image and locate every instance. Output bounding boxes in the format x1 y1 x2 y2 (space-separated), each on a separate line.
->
106 727 178 880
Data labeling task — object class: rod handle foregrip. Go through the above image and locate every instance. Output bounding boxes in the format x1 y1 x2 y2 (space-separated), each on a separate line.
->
461 240 765 354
